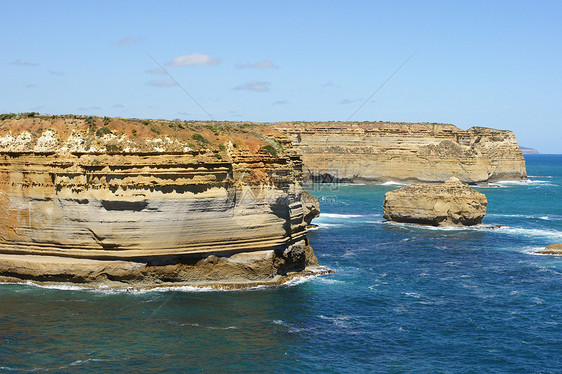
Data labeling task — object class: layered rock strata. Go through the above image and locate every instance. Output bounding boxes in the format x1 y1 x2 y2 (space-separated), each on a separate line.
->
0 115 325 288
383 178 488 226
274 122 527 184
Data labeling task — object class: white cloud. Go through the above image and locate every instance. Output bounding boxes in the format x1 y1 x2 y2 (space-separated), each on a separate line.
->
147 79 178 87
10 59 38 66
236 60 277 69
234 81 270 92
146 68 167 75
167 53 221 67
272 100 288 105
118 37 142 46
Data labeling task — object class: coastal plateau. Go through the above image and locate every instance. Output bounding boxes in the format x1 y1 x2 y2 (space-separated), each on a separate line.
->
274 122 527 184
0 114 323 288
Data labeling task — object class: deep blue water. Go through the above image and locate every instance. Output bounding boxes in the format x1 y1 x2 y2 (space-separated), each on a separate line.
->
1 155 561 373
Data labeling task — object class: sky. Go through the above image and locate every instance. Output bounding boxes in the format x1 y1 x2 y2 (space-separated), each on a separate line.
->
1 1 561 153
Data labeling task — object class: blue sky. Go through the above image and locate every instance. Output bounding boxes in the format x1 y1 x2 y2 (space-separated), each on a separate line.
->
1 1 561 152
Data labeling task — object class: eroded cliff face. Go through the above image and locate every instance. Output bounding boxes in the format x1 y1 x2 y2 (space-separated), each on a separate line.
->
274 122 527 184
0 115 323 288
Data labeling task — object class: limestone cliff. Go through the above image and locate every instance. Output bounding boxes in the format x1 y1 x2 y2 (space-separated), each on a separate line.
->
0 114 325 288
274 122 527 184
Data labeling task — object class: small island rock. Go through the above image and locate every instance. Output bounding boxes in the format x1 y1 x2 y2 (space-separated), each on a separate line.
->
383 178 487 226
539 243 562 255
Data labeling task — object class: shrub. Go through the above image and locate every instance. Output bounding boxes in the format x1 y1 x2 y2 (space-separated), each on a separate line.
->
95 127 111 137
85 116 96 128
261 144 278 157
192 133 208 145
0 113 16 121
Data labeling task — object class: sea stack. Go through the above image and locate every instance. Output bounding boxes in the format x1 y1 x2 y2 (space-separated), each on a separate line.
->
383 178 487 226
0 114 325 289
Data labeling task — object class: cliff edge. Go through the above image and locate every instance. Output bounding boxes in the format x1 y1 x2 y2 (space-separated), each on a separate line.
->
0 114 326 289
274 122 527 184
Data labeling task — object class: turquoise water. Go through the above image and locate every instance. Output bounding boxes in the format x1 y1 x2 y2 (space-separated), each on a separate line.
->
1 155 561 373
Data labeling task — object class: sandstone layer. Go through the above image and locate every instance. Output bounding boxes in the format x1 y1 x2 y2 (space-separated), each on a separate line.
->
538 243 562 255
274 122 527 184
0 114 326 289
383 178 488 226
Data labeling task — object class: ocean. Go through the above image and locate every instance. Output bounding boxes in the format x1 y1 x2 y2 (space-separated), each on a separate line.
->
1 155 561 373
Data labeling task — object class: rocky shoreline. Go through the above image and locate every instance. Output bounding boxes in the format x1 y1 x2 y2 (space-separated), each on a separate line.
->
0 114 530 287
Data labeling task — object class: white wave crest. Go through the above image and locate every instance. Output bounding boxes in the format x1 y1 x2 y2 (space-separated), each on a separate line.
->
383 221 562 240
497 226 562 240
494 179 554 186
381 181 406 186
320 213 364 219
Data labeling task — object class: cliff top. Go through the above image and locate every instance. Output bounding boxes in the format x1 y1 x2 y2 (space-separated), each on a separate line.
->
0 113 515 154
0 113 289 156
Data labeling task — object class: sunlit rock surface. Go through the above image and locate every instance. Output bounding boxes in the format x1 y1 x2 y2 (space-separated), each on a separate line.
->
0 115 326 288
274 122 527 184
539 243 562 255
383 178 488 226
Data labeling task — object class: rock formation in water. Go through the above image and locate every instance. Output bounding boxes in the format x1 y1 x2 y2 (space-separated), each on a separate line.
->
383 178 488 226
0 114 325 289
539 243 562 255
274 122 527 184
302 190 320 227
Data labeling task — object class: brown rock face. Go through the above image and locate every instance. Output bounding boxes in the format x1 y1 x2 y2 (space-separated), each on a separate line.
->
538 244 562 255
274 122 527 184
0 115 326 288
383 178 488 226
302 190 320 226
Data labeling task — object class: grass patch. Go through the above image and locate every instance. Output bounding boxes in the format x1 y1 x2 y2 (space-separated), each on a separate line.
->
261 144 278 157
192 133 208 145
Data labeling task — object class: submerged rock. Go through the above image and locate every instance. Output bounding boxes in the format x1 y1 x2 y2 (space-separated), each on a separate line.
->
383 178 487 226
539 243 562 255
